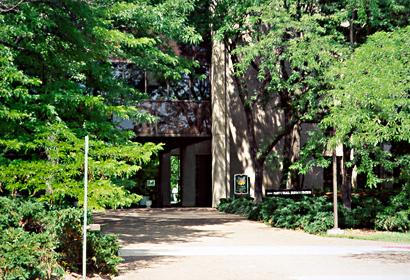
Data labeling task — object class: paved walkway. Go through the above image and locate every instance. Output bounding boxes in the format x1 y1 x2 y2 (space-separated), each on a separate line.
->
93 208 410 280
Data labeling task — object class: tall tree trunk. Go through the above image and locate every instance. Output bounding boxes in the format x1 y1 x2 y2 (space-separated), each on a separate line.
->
289 121 301 189
281 113 301 189
254 160 264 204
281 113 292 189
349 10 356 44
342 143 352 210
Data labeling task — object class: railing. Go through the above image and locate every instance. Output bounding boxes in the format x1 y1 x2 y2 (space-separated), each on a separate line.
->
133 100 211 136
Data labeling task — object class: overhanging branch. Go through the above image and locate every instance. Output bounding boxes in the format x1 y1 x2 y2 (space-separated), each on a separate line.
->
0 0 25 13
0 40 59 82
258 117 300 165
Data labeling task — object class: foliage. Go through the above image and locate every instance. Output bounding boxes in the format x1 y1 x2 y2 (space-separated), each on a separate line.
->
218 196 334 234
48 206 122 275
218 191 410 234
0 0 201 209
0 228 63 280
132 155 160 196
211 0 410 201
211 0 353 200
375 212 410 232
0 196 122 279
320 26 410 188
374 187 410 232
170 155 181 193
338 195 385 229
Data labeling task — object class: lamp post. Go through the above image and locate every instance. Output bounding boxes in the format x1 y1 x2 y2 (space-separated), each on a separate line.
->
327 143 344 235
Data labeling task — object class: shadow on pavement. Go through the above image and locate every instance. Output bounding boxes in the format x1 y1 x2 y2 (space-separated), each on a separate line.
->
92 208 245 247
117 255 180 273
344 252 410 264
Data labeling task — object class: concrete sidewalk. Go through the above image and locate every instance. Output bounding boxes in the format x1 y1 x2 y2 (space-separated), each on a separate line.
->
93 208 410 280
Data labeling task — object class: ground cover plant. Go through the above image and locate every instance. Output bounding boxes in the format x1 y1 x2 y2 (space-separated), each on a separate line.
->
0 196 122 279
218 187 410 235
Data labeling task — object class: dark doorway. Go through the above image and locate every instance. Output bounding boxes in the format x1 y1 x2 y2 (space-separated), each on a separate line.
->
196 155 212 207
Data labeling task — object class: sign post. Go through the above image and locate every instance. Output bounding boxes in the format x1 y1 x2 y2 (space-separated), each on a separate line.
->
83 136 89 280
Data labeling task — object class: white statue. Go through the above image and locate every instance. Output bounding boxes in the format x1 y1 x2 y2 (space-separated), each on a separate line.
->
172 186 178 202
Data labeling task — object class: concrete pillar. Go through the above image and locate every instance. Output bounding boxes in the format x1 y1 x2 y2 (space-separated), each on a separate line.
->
181 144 196 207
211 39 230 207
159 152 171 207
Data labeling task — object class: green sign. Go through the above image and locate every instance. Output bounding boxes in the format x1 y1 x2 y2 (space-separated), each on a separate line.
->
234 174 249 195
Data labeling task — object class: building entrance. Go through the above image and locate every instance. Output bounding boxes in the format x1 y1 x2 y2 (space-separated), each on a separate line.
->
196 155 212 207
156 140 211 207
117 100 212 207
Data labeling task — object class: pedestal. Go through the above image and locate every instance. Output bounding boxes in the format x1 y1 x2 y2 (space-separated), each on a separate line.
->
327 228 345 235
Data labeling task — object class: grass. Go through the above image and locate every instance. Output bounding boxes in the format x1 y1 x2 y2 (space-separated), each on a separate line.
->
325 231 410 244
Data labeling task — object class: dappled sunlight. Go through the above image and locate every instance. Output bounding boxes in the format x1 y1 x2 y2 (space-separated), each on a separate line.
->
93 208 246 247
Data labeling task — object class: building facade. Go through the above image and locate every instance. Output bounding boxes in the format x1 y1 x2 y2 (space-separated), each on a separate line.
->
119 41 325 208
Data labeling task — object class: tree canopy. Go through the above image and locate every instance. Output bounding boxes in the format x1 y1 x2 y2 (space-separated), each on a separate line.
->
212 0 352 202
324 26 410 188
211 0 410 203
0 0 201 209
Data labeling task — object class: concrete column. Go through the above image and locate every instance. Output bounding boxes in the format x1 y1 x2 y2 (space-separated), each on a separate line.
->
159 152 171 207
181 144 196 207
211 39 230 207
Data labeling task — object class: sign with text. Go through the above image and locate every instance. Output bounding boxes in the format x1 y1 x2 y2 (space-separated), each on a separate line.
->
265 189 313 198
234 174 249 195
147 180 155 187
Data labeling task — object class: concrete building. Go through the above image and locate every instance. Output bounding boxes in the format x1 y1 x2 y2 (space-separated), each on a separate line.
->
119 43 325 208
210 41 324 207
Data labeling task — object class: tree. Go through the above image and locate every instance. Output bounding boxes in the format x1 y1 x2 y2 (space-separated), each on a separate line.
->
295 1 410 210
211 0 410 204
323 26 410 200
211 0 352 202
0 0 200 209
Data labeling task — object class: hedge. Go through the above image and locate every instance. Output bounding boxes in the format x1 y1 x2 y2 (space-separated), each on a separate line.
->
218 187 410 234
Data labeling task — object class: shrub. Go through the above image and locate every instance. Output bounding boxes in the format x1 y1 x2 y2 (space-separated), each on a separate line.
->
374 211 410 232
372 188 410 232
301 212 334 234
49 207 122 275
0 196 122 279
217 190 410 234
0 228 64 280
218 196 336 234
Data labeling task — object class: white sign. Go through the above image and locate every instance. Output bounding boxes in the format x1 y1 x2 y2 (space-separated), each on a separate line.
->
147 180 155 186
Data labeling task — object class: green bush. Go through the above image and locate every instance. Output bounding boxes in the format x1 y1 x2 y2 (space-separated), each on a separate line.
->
375 211 410 232
373 187 410 232
49 207 122 275
301 212 334 234
0 196 122 279
0 228 63 280
218 196 335 234
338 196 381 229
217 190 410 234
